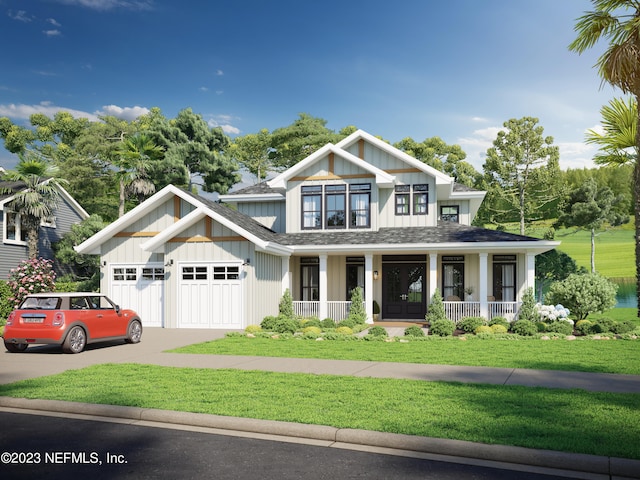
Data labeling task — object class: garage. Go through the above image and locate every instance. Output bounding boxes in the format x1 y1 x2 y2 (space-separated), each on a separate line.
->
177 262 243 328
110 264 165 327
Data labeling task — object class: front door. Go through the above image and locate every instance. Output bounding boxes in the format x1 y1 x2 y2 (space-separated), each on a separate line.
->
382 262 426 319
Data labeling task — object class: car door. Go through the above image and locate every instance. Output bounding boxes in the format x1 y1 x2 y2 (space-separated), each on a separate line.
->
91 295 128 338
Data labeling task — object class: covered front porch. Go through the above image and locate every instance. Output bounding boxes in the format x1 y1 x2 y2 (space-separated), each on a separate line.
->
285 251 535 323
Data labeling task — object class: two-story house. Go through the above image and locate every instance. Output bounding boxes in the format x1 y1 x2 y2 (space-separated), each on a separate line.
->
0 179 89 279
75 130 558 329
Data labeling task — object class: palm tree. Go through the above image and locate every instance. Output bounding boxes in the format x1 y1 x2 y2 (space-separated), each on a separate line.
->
585 97 637 165
0 155 68 258
569 0 640 316
114 134 164 217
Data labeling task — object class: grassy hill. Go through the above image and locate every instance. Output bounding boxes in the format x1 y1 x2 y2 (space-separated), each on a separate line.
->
500 218 635 279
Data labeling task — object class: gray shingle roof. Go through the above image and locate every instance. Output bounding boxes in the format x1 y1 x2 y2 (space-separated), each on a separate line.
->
227 182 281 196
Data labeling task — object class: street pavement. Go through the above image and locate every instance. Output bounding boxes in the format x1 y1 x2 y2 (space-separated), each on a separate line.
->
1 327 639 478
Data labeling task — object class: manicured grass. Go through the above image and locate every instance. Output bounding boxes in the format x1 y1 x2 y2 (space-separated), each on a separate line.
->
0 363 637 459
588 308 640 323
171 336 640 375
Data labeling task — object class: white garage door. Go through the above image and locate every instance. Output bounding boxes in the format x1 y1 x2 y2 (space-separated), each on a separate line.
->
110 265 165 327
178 263 243 329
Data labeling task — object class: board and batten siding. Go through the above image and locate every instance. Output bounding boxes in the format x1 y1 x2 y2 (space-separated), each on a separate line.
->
236 201 286 233
250 251 286 324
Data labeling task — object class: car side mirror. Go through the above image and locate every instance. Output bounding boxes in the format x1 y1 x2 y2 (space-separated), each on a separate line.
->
115 305 121 314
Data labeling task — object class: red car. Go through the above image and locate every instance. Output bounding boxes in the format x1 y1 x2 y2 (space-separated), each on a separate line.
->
3 292 142 354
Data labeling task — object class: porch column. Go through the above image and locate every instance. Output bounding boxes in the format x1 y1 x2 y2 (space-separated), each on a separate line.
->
365 253 374 324
319 254 328 319
281 256 291 294
479 253 488 318
526 253 536 293
428 253 438 301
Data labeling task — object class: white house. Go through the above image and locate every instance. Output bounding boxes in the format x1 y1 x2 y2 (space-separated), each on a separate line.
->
75 130 558 329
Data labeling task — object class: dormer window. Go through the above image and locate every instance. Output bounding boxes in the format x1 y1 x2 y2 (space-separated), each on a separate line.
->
441 205 459 223
395 184 429 216
301 183 370 230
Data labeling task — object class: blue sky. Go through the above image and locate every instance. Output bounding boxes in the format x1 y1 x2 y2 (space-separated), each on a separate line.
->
0 0 621 174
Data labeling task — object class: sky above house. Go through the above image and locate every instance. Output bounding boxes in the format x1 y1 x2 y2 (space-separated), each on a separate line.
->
0 0 622 175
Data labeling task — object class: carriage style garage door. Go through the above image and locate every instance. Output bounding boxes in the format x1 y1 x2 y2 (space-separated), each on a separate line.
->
178 263 243 328
110 264 165 327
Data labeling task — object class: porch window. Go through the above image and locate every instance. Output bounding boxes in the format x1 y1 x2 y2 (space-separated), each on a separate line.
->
441 205 459 223
493 255 516 301
300 257 319 301
395 185 410 215
346 257 365 299
413 184 428 215
325 185 346 229
301 186 322 230
349 184 371 228
442 256 464 300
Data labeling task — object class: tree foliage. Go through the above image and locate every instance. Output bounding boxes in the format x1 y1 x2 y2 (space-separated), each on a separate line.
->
535 250 585 302
546 272 618 320
481 117 562 234
230 128 273 184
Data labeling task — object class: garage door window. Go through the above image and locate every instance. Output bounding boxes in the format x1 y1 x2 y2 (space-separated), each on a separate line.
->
142 267 165 280
182 266 208 280
113 268 137 281
213 266 240 280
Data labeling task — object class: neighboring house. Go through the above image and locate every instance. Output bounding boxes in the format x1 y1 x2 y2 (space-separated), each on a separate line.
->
0 180 89 279
75 130 559 329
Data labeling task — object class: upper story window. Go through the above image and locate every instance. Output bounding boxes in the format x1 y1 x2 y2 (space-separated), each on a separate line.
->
349 184 371 228
441 205 459 223
395 184 428 216
325 185 346 229
413 184 428 215
301 185 323 230
3 209 27 244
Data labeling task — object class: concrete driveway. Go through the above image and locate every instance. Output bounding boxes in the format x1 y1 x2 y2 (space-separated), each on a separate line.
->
0 327 233 385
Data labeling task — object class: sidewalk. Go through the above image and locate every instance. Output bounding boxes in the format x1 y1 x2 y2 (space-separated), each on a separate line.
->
2 327 640 478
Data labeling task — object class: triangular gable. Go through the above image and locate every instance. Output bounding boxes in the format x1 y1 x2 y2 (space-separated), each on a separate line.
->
0 181 89 220
268 143 395 189
335 129 454 186
75 184 291 256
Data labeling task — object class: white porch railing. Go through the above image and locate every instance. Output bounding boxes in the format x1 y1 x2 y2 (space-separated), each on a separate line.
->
444 301 480 323
487 301 521 322
293 301 358 321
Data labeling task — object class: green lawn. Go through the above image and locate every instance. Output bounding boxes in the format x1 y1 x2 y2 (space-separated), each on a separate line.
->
172 336 640 375
0 363 638 460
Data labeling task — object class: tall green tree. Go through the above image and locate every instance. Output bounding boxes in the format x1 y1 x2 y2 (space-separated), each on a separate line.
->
535 249 585 302
481 117 562 234
230 129 273 184
114 134 164 216
144 108 239 194
569 0 640 316
269 113 341 171
555 178 629 272
0 155 68 258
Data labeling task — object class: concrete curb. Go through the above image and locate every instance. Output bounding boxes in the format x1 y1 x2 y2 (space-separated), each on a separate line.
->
2 396 639 478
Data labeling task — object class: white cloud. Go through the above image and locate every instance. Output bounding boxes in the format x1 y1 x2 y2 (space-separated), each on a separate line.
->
96 104 150 120
0 102 100 122
47 18 62 27
52 0 154 11
8 10 32 22
215 69 224 76
207 115 240 135
43 29 62 36
199 86 209 92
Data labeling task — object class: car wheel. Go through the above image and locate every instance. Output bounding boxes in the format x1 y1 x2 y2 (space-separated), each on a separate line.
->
62 326 86 354
125 319 142 344
4 341 28 353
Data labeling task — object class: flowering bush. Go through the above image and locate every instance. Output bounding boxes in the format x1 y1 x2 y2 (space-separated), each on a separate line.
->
536 303 572 324
7 258 56 308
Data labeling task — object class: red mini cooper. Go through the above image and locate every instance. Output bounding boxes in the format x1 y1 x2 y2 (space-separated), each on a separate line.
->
3 292 143 354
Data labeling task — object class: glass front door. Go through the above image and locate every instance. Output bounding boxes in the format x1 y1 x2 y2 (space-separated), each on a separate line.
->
382 262 426 319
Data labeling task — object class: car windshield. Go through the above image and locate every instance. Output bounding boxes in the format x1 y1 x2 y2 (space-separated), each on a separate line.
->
20 297 60 310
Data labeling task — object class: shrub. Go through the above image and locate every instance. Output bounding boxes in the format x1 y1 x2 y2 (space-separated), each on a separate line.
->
404 325 425 337
611 320 636 334
335 326 353 335
546 273 617 320
337 318 356 329
273 317 298 334
489 317 510 329
430 319 455 336
592 317 617 334
367 325 388 337
475 325 493 334
0 280 13 322
458 316 485 333
320 318 336 329
490 324 508 334
517 288 538 323
260 315 279 331
511 319 537 336
347 287 367 325
426 288 446 324
302 326 322 335
536 322 548 332
278 289 294 319
245 324 262 334
300 317 321 328
7 258 56 308
546 321 574 335
575 319 593 336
